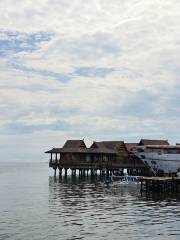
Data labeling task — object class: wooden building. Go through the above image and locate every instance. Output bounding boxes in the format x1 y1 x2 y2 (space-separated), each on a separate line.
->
45 139 149 176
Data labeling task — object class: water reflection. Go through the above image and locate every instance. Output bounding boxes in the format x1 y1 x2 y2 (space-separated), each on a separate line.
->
1 163 180 240
48 175 138 208
141 190 180 202
48 176 180 240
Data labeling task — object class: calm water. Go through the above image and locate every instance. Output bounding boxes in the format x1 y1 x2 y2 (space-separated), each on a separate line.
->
0 162 180 240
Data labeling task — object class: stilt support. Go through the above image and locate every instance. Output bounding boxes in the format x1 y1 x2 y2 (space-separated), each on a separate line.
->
59 168 62 178
64 168 68 177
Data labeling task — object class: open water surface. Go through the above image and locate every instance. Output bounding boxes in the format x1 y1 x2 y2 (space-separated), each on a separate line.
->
0 162 180 240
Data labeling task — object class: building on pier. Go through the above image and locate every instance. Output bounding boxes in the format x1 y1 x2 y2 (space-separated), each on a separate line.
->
45 139 149 176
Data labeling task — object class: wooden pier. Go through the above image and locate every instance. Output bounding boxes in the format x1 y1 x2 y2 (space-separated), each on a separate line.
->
49 160 148 177
139 177 180 194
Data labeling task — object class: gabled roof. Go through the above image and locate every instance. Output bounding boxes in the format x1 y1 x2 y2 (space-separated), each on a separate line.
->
125 143 138 152
90 142 108 150
63 139 87 149
45 139 87 154
88 141 115 154
90 141 125 153
139 139 169 146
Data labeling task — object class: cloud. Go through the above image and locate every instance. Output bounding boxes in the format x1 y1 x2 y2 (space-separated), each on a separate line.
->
1 120 71 134
73 67 115 78
9 62 71 83
0 0 180 161
0 30 53 57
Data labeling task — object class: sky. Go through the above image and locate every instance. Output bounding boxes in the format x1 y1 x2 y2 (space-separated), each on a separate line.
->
0 0 180 162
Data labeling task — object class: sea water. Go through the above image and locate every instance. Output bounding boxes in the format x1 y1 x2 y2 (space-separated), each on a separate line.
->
0 162 180 240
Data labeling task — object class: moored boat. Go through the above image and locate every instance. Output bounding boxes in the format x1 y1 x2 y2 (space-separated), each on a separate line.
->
132 145 180 175
104 175 140 187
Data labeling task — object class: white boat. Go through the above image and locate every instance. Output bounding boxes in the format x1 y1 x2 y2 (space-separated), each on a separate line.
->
132 145 180 175
104 175 140 187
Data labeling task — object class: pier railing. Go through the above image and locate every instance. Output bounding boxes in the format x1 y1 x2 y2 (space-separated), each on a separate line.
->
49 159 147 170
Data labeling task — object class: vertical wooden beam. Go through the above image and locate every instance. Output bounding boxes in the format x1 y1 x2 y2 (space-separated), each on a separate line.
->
106 168 109 177
82 169 85 176
72 169 76 176
55 153 58 164
54 168 57 177
59 168 62 178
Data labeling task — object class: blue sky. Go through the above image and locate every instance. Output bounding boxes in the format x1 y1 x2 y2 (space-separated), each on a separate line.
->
0 0 180 161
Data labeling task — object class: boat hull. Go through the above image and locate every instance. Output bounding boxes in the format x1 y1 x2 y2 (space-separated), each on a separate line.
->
107 181 140 188
134 152 180 175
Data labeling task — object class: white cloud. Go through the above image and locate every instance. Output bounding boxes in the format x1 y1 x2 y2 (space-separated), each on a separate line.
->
0 0 180 160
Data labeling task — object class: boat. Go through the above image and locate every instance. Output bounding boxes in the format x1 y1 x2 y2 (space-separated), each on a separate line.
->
132 145 180 175
104 175 140 187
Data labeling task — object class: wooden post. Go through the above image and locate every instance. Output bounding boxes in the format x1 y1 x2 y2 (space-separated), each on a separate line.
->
54 168 57 177
55 153 58 164
106 168 109 177
72 169 76 176
82 169 85 176
140 179 143 194
59 168 62 178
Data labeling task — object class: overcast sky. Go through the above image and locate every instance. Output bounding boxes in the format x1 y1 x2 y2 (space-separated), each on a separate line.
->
0 0 180 161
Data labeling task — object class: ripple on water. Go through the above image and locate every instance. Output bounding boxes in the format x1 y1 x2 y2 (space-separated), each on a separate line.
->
47 176 180 240
0 163 180 240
